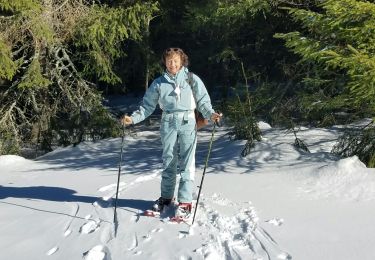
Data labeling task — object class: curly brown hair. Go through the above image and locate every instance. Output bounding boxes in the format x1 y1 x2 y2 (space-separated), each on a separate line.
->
161 47 189 68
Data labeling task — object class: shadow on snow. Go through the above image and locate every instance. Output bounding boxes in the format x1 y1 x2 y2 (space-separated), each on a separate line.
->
30 124 340 175
0 185 153 212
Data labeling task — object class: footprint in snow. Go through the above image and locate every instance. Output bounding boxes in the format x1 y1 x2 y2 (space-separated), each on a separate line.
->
277 252 292 259
151 227 163 233
80 220 100 234
265 218 284 226
143 233 152 242
195 195 291 260
178 232 188 239
64 229 72 237
83 245 111 260
141 227 163 243
179 256 193 260
46 246 58 256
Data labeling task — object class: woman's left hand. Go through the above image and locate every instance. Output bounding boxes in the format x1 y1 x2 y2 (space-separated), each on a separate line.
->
211 112 222 123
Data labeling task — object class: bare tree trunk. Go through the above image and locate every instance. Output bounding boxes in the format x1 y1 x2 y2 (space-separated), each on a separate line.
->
144 18 151 125
43 0 53 25
144 18 151 92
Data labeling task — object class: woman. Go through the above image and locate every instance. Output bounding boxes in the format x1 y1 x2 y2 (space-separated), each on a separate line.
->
122 48 221 219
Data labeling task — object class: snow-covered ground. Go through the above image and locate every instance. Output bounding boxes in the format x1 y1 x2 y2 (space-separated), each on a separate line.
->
1 120 375 260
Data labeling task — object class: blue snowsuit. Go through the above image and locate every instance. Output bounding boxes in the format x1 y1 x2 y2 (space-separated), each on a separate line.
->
130 67 215 202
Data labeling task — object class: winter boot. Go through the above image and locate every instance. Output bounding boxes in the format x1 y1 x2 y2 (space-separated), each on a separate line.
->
152 197 173 212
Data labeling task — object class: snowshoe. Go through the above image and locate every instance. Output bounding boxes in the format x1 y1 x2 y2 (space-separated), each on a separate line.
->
170 202 192 223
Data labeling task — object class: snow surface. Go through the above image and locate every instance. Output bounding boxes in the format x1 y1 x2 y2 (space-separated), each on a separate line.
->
1 120 375 260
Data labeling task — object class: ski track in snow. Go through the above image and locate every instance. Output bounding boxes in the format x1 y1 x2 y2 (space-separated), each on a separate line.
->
127 232 139 251
99 169 161 201
63 202 79 237
44 203 81 257
73 169 164 259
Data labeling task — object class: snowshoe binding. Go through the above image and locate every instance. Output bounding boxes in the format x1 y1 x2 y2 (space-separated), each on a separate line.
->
170 202 192 223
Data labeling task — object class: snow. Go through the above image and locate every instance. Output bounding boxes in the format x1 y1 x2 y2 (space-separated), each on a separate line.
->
1 121 375 260
0 155 26 166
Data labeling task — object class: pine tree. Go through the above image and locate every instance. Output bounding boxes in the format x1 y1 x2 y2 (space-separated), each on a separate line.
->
275 0 375 120
275 0 375 166
0 0 159 155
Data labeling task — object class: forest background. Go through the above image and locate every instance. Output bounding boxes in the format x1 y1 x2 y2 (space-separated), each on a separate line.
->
0 0 374 166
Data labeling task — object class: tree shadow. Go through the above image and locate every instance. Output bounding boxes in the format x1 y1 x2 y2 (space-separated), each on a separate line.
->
33 124 244 174
33 133 163 173
196 126 342 174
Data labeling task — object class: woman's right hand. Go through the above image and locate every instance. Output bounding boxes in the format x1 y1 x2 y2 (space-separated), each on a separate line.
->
210 112 222 123
121 115 133 126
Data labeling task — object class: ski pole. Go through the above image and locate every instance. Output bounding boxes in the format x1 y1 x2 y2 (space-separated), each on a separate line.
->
113 123 126 230
192 122 217 225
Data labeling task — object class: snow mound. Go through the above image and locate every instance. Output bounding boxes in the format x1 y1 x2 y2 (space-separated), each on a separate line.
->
0 155 27 166
303 156 375 201
257 121 272 130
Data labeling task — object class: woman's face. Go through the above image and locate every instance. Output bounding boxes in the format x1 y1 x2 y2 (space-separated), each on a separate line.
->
165 54 182 75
